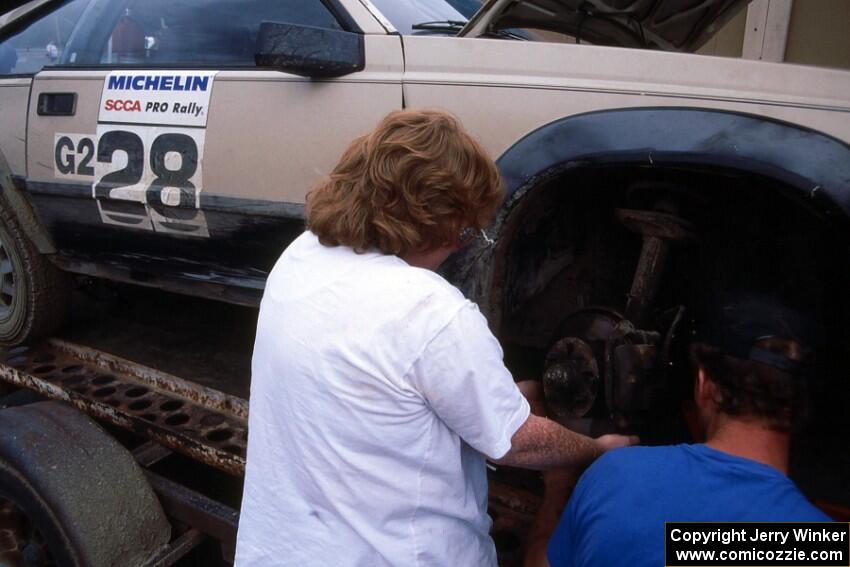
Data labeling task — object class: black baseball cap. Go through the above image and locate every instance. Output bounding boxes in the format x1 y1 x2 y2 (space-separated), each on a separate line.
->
696 291 815 375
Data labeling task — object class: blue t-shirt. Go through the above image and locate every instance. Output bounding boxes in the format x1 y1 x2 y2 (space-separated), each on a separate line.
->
547 444 830 567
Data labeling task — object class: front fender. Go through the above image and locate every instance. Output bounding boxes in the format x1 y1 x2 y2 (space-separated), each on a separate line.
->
498 107 850 211
443 107 850 329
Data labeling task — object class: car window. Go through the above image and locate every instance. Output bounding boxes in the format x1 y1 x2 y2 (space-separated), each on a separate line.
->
443 0 481 19
368 0 466 34
97 0 343 66
0 0 91 76
2 0 345 70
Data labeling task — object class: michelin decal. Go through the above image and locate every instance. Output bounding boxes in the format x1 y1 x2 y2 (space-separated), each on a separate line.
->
99 71 217 127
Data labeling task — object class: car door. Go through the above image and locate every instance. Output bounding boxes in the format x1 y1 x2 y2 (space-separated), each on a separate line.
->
19 0 402 303
0 0 91 181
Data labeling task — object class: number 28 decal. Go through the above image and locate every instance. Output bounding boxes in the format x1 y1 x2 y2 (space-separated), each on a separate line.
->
54 126 209 237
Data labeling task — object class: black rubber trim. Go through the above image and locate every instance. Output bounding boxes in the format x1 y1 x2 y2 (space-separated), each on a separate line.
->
495 107 850 217
0 0 65 43
22 180 306 219
321 0 362 33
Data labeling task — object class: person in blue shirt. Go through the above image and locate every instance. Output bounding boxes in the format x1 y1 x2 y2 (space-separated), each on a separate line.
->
525 292 832 567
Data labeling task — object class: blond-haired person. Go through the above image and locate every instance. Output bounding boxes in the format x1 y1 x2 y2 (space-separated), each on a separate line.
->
235 109 632 567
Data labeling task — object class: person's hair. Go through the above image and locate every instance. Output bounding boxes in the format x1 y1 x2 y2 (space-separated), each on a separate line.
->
306 109 503 256
689 338 810 432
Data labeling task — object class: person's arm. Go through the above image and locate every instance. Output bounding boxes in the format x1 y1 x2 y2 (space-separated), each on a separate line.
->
495 412 636 470
524 469 579 567
513 381 636 567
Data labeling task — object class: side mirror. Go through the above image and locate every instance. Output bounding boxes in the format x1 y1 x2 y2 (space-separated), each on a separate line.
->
255 22 365 78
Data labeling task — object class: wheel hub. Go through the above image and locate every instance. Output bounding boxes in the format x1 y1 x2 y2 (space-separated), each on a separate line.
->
0 497 55 567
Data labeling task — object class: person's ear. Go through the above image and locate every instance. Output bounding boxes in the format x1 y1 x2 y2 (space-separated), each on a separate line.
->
694 367 712 407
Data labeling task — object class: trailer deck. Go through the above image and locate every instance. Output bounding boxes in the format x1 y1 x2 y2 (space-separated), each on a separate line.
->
0 282 846 565
0 283 540 566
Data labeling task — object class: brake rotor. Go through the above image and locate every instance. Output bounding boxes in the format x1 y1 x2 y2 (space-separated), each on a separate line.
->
543 308 624 420
542 337 599 420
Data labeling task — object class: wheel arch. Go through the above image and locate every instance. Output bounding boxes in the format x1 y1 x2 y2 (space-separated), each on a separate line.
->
443 107 850 332
0 149 56 254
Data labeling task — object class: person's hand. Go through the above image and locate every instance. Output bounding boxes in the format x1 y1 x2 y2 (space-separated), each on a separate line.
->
596 433 639 453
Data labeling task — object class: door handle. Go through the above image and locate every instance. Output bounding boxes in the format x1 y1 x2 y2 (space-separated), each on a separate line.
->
37 92 77 116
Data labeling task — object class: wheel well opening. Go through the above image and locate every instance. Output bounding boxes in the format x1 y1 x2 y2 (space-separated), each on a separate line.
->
495 164 848 355
491 163 850 504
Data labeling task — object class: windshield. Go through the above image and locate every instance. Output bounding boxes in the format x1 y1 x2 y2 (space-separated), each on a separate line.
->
368 0 478 34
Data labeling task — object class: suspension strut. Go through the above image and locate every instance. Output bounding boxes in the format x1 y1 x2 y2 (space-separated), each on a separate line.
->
616 200 695 327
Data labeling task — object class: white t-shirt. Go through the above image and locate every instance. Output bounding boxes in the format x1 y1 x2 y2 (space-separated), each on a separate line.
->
234 231 530 567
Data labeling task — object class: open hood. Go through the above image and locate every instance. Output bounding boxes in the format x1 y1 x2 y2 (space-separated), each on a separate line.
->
0 0 52 29
459 0 750 52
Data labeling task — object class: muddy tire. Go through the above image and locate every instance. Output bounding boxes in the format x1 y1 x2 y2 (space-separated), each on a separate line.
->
0 401 171 567
0 202 67 346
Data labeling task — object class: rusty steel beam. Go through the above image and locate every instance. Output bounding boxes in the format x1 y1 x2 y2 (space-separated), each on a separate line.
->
144 471 239 549
141 529 206 567
49 339 248 418
132 441 174 468
0 342 247 476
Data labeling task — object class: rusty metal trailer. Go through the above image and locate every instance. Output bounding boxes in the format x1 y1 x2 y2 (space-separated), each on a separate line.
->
0 339 245 565
0 335 538 566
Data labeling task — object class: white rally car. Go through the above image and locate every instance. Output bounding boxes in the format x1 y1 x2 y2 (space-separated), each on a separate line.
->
0 0 849 512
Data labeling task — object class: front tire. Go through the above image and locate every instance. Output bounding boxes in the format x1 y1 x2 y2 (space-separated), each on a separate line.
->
0 203 67 346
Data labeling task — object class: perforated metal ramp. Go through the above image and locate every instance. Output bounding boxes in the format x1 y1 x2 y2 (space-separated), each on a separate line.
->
0 339 247 476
